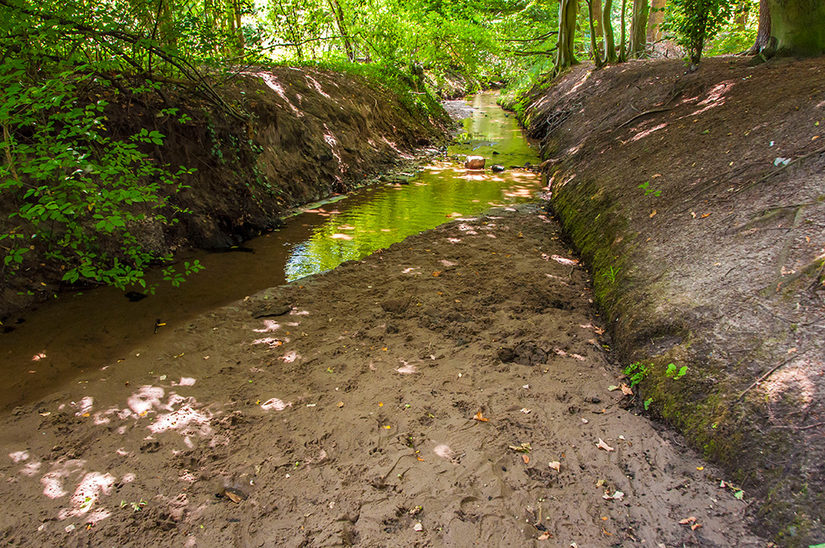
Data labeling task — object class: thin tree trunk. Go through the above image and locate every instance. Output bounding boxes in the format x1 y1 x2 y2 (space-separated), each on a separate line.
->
619 0 627 61
602 0 616 63
326 0 355 62
586 0 604 65
629 0 649 57
591 0 604 57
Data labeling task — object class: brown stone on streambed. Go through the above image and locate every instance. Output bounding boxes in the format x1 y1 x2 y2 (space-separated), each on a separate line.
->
464 156 485 169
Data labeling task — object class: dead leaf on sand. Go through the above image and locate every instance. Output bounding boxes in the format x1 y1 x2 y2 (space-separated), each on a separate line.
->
473 411 489 422
620 384 633 396
548 461 561 472
679 516 697 525
508 442 532 453
521 454 530 464
537 531 551 540
596 438 615 452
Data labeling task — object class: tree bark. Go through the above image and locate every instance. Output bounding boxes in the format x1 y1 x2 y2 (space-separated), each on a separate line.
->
646 0 666 42
602 0 617 62
618 0 627 61
766 0 825 56
746 0 773 54
325 0 355 62
556 0 579 70
629 0 650 57
586 0 605 65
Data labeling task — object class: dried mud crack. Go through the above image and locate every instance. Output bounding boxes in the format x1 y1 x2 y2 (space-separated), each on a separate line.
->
0 205 763 547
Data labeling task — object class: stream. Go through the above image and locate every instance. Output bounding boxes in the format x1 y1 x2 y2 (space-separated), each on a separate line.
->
0 92 543 410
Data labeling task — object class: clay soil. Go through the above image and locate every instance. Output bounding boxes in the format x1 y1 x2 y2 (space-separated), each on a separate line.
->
0 205 763 547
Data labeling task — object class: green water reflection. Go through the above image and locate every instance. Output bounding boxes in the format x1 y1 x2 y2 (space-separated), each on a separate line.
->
284 93 542 281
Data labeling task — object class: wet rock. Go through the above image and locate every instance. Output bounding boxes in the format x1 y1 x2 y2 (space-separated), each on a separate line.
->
253 302 292 318
464 156 485 170
491 164 505 173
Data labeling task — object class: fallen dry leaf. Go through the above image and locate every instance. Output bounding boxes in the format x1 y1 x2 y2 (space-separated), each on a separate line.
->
521 454 530 464
537 531 551 540
649 209 657 218
473 411 489 422
548 461 561 472
508 442 532 453
679 516 697 525
620 384 633 396
336 401 344 408
596 438 615 452
691 523 703 531
432 271 442 277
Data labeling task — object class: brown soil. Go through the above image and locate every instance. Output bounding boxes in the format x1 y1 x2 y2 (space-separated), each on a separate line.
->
0 67 449 320
524 56 825 544
0 205 763 546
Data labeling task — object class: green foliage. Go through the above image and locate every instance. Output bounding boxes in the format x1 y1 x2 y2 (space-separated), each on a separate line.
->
0 60 195 289
666 362 688 380
661 0 733 66
638 181 661 197
624 361 650 388
602 265 620 284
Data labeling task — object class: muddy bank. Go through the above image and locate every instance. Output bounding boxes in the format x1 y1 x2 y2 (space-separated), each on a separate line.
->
0 67 450 319
0 205 762 547
524 57 825 544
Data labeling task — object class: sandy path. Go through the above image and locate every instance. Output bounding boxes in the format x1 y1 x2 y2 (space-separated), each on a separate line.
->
0 206 762 546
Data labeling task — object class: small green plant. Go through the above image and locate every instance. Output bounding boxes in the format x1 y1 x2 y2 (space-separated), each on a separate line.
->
638 181 661 197
120 499 146 512
643 397 653 410
665 362 688 380
602 266 620 284
624 361 650 388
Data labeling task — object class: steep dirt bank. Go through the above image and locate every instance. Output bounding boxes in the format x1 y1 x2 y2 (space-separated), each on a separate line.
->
0 205 762 547
0 67 450 320
524 56 825 544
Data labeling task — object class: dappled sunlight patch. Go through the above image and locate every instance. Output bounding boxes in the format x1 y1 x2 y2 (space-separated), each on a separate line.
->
402 266 421 274
446 237 462 244
252 72 303 117
305 75 330 99
689 80 734 116
551 254 578 266
631 123 668 142
9 450 30 463
172 377 196 387
148 400 212 437
251 337 284 348
279 350 299 363
127 386 164 416
331 233 354 240
763 356 822 408
396 361 417 374
41 459 85 499
72 396 94 416
261 398 292 411
253 319 281 333
57 471 115 520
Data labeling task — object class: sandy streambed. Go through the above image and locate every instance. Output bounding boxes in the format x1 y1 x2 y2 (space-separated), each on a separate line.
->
0 206 762 547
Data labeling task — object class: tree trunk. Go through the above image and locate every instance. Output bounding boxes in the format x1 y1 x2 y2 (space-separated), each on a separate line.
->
586 0 604 65
646 0 666 42
325 0 355 62
629 0 650 57
556 0 579 70
602 0 617 62
766 0 825 56
747 0 773 54
618 0 627 61
591 0 604 56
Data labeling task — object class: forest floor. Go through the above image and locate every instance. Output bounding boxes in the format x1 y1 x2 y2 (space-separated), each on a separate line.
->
0 205 763 547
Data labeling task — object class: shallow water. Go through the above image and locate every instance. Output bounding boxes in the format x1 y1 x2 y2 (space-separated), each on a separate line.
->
0 92 542 409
